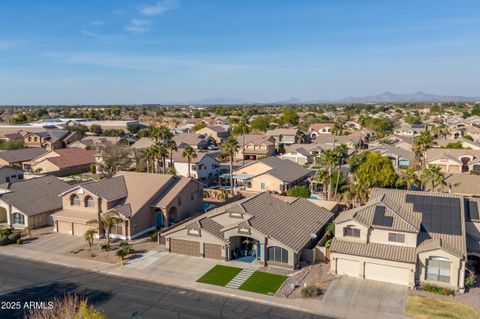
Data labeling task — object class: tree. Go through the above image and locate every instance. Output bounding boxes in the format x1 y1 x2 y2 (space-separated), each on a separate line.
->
250 116 270 132
232 118 251 135
182 145 197 178
67 124 89 136
166 139 178 168
421 165 445 192
354 152 397 188
143 145 159 173
444 141 464 149
192 122 207 132
103 129 125 137
316 169 330 198
413 131 435 171
398 167 418 190
89 211 123 248
349 176 370 207
127 123 141 135
286 186 311 198
318 149 339 200
157 143 168 174
223 136 240 195
84 229 97 250
97 144 133 178
89 124 103 135
280 107 299 126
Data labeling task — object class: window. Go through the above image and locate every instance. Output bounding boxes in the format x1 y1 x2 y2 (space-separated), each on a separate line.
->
343 227 360 237
267 246 289 264
388 232 406 243
111 223 123 235
12 213 25 225
6 177 10 183
85 196 94 208
426 257 451 283
260 182 266 190
71 194 81 206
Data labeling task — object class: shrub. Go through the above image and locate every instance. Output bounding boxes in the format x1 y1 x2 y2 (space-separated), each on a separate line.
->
16 238 22 245
0 228 13 237
300 285 322 298
150 232 158 242
421 283 455 296
116 248 128 261
24 294 106 319
8 232 21 242
325 223 335 238
286 186 311 198
325 239 332 248
465 273 476 289
0 236 10 246
100 244 110 251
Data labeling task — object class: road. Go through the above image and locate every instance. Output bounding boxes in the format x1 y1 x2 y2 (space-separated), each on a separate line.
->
0 256 331 319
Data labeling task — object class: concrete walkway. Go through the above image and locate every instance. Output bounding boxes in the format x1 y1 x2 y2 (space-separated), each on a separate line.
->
225 269 255 289
0 244 408 319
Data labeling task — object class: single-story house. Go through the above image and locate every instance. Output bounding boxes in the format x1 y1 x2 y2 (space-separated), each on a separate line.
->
0 166 24 184
371 143 415 168
0 148 48 168
22 148 97 176
162 192 334 269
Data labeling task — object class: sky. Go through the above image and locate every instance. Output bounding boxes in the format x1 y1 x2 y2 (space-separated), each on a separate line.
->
0 0 479 105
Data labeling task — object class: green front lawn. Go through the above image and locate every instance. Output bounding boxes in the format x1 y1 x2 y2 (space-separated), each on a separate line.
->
406 295 480 319
197 265 242 286
239 271 288 295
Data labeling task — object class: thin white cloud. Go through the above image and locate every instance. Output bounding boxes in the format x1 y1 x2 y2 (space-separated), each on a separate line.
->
89 20 105 26
81 30 122 41
124 19 151 32
139 0 179 16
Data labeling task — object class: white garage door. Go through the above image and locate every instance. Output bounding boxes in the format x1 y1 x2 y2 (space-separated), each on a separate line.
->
337 259 360 277
57 221 72 235
365 263 410 286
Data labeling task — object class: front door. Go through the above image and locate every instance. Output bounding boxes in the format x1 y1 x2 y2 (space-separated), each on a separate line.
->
155 212 164 229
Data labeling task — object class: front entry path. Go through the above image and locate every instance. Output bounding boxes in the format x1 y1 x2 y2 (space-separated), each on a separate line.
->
225 269 255 289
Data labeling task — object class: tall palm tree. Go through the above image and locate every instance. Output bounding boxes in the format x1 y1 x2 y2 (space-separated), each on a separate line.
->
223 136 240 195
88 211 122 248
319 149 339 200
143 145 158 173
421 165 445 192
399 167 418 190
333 144 348 198
182 145 197 178
166 139 178 169
413 131 435 171
316 169 329 199
158 143 168 174
350 176 370 207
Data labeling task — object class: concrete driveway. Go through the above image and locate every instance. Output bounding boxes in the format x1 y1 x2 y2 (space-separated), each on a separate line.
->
319 276 408 319
21 232 86 254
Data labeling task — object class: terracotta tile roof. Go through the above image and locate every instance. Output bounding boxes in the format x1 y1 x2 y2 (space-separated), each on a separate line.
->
45 148 96 169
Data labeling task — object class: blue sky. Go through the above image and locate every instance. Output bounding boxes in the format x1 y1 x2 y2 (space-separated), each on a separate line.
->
0 0 479 104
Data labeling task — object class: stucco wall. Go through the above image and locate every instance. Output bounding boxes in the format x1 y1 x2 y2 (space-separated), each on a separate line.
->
417 249 464 290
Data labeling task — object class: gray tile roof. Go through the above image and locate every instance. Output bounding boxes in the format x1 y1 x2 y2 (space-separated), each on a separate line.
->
260 156 312 183
330 239 417 264
0 148 48 164
80 176 128 201
0 176 71 216
198 218 224 240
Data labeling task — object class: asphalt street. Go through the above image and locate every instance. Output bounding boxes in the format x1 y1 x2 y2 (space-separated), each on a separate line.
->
0 256 332 319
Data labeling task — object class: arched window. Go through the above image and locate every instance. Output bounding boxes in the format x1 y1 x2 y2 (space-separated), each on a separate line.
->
267 246 289 264
70 194 81 206
85 196 94 208
12 213 25 225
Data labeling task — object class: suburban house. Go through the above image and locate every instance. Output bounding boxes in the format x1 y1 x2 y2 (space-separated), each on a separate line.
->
0 148 48 168
172 133 212 150
435 138 480 150
425 149 480 173
265 128 305 146
67 136 126 150
0 176 71 229
161 192 333 269
22 148 97 176
424 173 480 196
235 135 276 160
0 166 24 183
232 156 313 194
394 124 427 136
449 123 480 141
23 130 80 150
51 171 204 239
281 144 324 165
165 150 221 180
312 134 364 152
371 144 415 168
330 188 480 291
195 126 230 144
130 137 155 150
308 123 334 139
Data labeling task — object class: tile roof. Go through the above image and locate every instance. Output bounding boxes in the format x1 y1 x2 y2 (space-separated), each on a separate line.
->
0 176 71 216
424 173 480 196
265 128 300 136
426 148 480 164
131 137 154 150
260 156 312 183
45 148 97 169
236 134 275 146
0 148 48 163
371 144 415 161
80 175 128 201
173 133 209 146
330 239 417 264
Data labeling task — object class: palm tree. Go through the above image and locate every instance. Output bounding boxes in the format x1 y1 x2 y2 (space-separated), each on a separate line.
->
223 136 240 195
166 139 178 169
350 176 370 207
143 145 158 173
316 169 329 199
333 144 348 198
182 145 197 178
421 166 445 192
158 143 168 174
318 149 339 200
399 167 418 190
88 211 122 248
413 131 435 171
84 229 98 250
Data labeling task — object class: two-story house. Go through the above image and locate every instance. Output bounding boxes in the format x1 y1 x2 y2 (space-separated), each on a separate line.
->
172 133 212 150
195 126 230 144
51 171 204 239
24 130 80 150
235 135 276 160
162 192 333 269
426 149 480 173
308 123 335 139
165 151 221 180
330 188 480 292
265 128 305 147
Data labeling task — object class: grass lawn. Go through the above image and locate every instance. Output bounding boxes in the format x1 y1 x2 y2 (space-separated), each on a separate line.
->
406 295 480 319
196 265 242 287
239 271 288 295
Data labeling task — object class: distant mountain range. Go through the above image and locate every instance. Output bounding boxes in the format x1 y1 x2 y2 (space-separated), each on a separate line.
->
179 91 480 105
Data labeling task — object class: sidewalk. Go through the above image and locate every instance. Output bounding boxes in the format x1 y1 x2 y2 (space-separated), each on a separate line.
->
0 245 406 319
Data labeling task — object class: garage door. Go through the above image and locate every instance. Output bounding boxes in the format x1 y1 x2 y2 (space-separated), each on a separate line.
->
204 243 223 260
73 223 91 237
365 263 410 286
170 239 200 257
337 259 359 277
57 221 72 234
